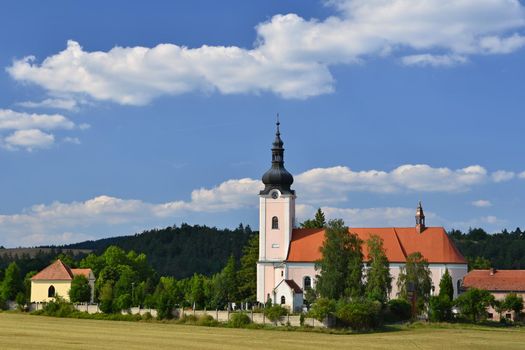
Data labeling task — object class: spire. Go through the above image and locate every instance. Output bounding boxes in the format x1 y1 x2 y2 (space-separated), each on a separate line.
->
260 116 294 195
416 201 426 233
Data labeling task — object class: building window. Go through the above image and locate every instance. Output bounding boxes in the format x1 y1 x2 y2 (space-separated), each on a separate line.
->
281 296 286 305
272 243 280 248
48 285 55 298
456 280 461 294
304 276 312 290
431 285 435 295
281 271 284 277
506 313 512 319
272 216 279 229
487 313 493 319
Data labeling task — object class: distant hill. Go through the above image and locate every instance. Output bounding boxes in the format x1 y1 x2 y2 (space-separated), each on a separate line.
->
0 247 91 259
60 223 255 278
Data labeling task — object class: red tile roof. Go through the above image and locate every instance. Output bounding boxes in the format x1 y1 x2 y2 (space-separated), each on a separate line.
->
286 227 466 264
31 260 94 281
463 270 525 292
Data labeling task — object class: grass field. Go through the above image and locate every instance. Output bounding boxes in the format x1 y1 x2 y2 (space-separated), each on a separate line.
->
1 313 525 350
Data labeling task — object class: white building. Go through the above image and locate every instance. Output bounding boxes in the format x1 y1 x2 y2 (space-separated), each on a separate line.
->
256 122 468 312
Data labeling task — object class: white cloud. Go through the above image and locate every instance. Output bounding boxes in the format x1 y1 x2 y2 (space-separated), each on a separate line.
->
17 98 78 111
472 199 492 208
4 129 55 150
63 137 81 144
401 54 467 67
491 170 515 182
0 109 75 130
7 0 525 104
0 109 83 151
518 171 525 179
295 164 488 203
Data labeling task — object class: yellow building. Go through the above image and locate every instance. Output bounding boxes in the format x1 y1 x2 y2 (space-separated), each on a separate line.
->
30 259 95 303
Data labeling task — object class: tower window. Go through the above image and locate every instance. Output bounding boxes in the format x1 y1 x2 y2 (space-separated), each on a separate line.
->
304 276 312 290
281 296 286 305
48 285 55 298
272 216 279 229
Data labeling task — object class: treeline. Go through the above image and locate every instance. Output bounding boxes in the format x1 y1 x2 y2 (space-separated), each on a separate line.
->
449 227 525 269
60 223 254 278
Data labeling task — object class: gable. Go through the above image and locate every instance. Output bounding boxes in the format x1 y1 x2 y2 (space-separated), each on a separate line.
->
31 259 74 281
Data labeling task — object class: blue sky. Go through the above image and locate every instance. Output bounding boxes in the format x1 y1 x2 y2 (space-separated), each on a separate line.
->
0 0 524 247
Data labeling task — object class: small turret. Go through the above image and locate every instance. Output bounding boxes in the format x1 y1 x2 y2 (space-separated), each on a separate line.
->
416 201 426 233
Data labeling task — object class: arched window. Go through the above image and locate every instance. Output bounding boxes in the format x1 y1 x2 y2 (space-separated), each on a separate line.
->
280 295 286 305
304 276 312 290
272 216 279 229
48 285 55 298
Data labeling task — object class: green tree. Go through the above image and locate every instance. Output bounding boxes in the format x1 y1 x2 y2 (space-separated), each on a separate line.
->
189 274 205 309
69 275 91 303
429 295 453 322
308 297 336 322
237 234 258 302
455 288 494 322
1 262 23 301
467 256 491 271
439 269 454 301
301 208 326 228
212 255 238 308
365 235 392 304
397 252 432 315
316 219 363 300
99 282 114 313
503 293 524 320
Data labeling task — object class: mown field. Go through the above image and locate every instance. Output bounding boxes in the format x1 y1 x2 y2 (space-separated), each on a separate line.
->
1 313 525 350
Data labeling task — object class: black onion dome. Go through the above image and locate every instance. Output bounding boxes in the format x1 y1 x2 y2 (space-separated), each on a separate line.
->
260 120 295 195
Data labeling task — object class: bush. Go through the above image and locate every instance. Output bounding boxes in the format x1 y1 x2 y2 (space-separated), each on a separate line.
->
229 312 251 328
385 299 411 323
40 296 76 317
308 298 336 322
178 314 198 324
429 295 453 322
197 314 219 327
142 312 153 321
15 292 26 311
335 299 382 330
264 305 287 324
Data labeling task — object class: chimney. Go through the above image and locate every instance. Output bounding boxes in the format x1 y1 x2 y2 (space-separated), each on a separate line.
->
415 201 426 233
490 268 495 276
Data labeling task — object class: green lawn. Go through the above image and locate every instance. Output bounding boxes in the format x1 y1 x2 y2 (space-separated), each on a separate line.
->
1 313 525 350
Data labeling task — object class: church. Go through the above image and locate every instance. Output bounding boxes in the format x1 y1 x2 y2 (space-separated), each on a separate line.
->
256 122 468 312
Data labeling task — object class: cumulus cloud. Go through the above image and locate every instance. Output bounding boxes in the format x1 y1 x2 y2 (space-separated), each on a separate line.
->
472 199 492 208
491 170 515 182
7 0 525 104
295 164 488 203
0 108 83 151
4 129 55 150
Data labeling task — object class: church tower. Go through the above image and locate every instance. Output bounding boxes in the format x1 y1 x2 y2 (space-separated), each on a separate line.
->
257 119 296 303
416 201 426 233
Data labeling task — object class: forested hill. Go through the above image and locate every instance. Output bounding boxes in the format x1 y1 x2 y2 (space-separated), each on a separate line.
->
60 223 255 278
449 227 525 269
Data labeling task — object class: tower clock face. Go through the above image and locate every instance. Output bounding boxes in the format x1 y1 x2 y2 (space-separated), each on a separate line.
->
271 191 279 199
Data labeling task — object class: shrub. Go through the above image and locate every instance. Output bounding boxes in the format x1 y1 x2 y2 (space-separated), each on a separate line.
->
429 295 453 322
15 292 26 311
300 313 305 326
40 296 76 317
455 288 494 322
142 312 153 321
335 299 382 330
385 299 411 323
308 298 336 322
197 314 219 327
229 312 251 328
264 305 287 324
178 314 198 324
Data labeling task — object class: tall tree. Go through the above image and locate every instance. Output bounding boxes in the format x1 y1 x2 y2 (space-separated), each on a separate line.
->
316 219 363 300
301 208 327 228
439 268 454 300
69 275 92 303
365 235 392 304
455 288 494 322
1 262 23 301
212 255 238 308
397 252 432 314
237 234 258 302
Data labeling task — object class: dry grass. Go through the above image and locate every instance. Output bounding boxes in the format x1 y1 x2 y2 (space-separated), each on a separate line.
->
1 313 525 350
